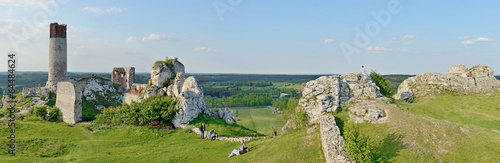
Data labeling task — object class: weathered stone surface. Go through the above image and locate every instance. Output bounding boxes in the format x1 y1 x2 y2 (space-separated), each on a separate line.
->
340 73 383 103
299 75 340 124
297 73 384 125
22 87 49 99
112 67 135 92
47 23 67 92
348 100 387 123
151 60 185 87
217 108 236 124
56 81 82 124
400 91 413 103
320 114 352 163
57 78 123 124
81 78 121 102
172 76 207 128
395 64 500 101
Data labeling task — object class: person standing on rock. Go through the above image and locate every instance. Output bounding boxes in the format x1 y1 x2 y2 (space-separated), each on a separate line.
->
200 122 206 139
360 65 367 74
228 140 249 158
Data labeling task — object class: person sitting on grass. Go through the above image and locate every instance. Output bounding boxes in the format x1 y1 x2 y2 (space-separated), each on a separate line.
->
228 140 249 158
210 129 218 141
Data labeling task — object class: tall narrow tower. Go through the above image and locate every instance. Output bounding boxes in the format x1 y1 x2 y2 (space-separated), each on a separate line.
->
46 22 67 91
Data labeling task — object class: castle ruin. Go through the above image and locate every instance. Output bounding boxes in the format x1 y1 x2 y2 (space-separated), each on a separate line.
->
112 67 135 92
46 23 67 92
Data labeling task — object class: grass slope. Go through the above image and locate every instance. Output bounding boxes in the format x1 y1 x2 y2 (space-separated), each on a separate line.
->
232 107 287 136
0 121 324 162
335 94 500 162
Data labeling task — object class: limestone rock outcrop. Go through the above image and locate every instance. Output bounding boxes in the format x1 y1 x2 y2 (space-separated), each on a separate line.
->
395 64 500 101
297 73 385 124
171 75 208 128
217 108 236 124
348 100 387 123
22 87 50 99
150 59 185 87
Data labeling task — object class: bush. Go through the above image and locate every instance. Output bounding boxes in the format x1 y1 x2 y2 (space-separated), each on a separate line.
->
48 106 61 122
94 95 178 127
344 122 374 163
28 106 48 120
370 70 396 97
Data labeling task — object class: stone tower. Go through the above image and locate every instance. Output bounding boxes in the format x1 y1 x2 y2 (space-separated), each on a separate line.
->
46 22 67 91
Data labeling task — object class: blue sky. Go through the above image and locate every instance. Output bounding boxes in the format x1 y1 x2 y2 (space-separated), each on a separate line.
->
0 0 499 74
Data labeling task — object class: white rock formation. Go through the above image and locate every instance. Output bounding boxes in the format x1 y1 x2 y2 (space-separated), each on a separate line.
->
150 60 185 87
172 75 207 128
348 100 387 123
297 73 385 124
395 64 500 101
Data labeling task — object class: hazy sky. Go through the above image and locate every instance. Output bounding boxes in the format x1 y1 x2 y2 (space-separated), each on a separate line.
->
1 0 499 74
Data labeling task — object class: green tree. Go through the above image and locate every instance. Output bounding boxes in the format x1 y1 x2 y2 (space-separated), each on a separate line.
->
370 70 396 97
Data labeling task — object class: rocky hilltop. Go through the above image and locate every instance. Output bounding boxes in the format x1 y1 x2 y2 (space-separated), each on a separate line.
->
134 58 234 128
283 73 391 163
395 64 500 102
288 73 387 127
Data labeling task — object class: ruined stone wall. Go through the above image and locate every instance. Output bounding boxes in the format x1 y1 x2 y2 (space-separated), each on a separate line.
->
46 22 67 92
112 67 135 92
56 81 82 124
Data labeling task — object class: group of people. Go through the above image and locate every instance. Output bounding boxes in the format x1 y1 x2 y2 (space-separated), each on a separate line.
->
199 122 250 158
199 122 218 141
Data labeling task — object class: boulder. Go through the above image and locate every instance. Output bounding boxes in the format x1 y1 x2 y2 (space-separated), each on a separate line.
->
348 100 387 123
400 91 413 103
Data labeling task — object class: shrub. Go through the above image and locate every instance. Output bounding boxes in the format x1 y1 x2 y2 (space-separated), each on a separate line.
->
94 95 178 127
294 110 309 127
344 122 374 163
370 70 396 97
29 106 48 120
48 106 61 122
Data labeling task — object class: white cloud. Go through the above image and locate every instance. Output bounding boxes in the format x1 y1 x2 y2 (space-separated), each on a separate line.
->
403 35 418 40
126 37 138 42
324 39 334 43
194 47 206 51
458 36 469 39
365 46 388 53
83 7 126 14
400 47 410 52
474 37 493 42
194 47 217 52
461 37 494 45
461 40 475 45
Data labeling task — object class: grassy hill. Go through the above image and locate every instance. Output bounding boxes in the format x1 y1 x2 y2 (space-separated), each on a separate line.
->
0 120 323 162
333 92 500 162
